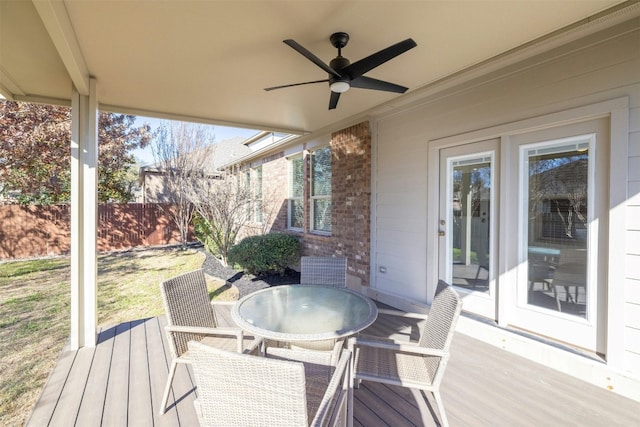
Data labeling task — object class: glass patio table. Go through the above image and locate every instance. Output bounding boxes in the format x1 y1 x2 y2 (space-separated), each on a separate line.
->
231 284 378 343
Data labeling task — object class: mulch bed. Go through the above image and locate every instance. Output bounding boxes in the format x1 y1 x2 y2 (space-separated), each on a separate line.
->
199 248 301 298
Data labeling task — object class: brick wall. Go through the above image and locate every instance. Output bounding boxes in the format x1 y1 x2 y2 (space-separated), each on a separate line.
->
239 121 372 287
262 152 289 232
329 122 371 286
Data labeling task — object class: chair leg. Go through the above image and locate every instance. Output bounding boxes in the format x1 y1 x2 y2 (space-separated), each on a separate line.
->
348 340 360 390
347 362 354 427
432 390 449 427
552 284 562 312
159 360 177 415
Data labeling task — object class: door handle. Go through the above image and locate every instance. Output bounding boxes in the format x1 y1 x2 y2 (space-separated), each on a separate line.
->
438 230 445 237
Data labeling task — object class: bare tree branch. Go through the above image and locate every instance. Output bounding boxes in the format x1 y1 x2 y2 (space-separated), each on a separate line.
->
186 171 251 265
150 121 215 248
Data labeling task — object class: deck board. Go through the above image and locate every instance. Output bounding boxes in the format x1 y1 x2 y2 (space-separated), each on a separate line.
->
213 303 236 328
145 317 180 427
75 325 116 426
356 382 424 426
101 321 132 426
128 319 153 427
27 312 640 427
27 345 76 426
50 345 95 425
153 315 200 426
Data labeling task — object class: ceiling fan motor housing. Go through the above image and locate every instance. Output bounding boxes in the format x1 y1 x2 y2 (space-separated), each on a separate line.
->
329 56 351 88
329 32 350 49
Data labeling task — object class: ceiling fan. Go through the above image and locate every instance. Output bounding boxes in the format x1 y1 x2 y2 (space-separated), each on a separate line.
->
264 32 417 110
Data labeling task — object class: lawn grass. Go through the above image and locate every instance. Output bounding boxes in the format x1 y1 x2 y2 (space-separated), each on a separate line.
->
0 247 206 426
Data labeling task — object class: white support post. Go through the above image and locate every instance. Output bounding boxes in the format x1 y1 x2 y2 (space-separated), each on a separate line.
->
70 78 98 349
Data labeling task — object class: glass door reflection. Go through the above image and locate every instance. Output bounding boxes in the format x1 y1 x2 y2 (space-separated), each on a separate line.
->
450 156 492 293
524 139 589 318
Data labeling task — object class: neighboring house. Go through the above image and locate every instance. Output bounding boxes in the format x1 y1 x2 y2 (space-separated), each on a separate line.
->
139 137 252 203
227 17 640 396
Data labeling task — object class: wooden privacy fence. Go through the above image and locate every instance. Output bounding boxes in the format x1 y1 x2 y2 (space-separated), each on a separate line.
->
0 203 193 260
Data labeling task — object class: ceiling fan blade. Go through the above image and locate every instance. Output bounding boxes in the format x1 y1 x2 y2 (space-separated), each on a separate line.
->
264 79 329 91
283 39 342 78
350 76 408 93
329 91 341 110
343 38 417 80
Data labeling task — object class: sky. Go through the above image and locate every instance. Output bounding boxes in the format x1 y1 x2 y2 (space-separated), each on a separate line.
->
132 116 261 165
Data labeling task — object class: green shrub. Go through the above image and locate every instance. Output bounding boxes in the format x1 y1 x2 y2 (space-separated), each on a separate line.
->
193 215 218 256
228 233 300 276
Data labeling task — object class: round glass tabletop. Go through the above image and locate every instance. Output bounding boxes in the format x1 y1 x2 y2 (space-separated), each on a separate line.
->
232 285 378 342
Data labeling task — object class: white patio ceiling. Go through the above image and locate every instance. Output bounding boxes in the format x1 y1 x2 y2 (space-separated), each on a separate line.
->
0 0 628 135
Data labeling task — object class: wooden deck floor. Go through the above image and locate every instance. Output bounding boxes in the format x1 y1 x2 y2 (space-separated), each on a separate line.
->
27 309 639 426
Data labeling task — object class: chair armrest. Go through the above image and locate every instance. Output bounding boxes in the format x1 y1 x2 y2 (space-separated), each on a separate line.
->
266 346 335 367
377 308 429 320
210 300 235 306
244 337 264 356
165 325 243 338
165 325 247 353
348 336 448 358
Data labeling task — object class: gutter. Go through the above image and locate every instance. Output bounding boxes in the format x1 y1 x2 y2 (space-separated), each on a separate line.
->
221 132 303 169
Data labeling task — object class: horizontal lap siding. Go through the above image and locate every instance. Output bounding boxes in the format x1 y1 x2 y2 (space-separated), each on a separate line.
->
374 121 429 300
625 28 640 371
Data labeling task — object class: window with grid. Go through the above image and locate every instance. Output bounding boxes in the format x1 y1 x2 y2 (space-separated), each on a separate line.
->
311 146 331 233
288 154 304 229
254 165 263 223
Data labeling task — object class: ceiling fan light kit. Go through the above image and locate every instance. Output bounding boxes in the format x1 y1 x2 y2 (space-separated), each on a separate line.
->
330 81 350 93
264 32 417 110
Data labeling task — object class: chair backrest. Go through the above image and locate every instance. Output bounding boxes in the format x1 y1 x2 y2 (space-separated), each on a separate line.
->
189 341 309 427
160 269 217 356
300 256 347 287
418 281 462 381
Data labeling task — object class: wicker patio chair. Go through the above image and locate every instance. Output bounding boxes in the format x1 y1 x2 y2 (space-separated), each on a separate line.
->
159 269 257 415
301 256 347 287
189 341 352 427
348 280 462 427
